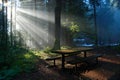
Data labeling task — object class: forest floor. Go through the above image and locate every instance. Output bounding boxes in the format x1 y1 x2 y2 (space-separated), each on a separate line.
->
13 47 120 80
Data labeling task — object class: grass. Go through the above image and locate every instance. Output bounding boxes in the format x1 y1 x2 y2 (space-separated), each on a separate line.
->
0 47 37 80
0 46 60 80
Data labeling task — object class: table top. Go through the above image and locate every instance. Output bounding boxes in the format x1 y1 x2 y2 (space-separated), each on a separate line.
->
51 48 93 54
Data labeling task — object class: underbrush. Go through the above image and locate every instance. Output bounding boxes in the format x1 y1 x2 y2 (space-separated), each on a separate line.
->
112 45 120 53
0 47 40 80
0 46 72 80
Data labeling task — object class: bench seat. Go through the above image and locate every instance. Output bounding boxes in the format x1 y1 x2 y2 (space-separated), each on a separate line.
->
84 54 102 62
45 56 61 66
66 54 102 68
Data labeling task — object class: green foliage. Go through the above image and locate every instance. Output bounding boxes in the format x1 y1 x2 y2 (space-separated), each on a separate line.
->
68 22 81 39
69 22 80 33
0 47 38 80
43 46 52 53
11 51 36 72
0 66 21 80
112 46 120 53
62 0 88 16
61 46 71 49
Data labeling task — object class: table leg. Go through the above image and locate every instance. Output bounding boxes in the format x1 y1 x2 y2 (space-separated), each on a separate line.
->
84 51 87 57
62 54 65 69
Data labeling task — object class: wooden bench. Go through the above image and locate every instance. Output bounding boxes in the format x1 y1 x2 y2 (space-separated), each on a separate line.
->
45 56 61 66
66 56 86 68
66 54 102 68
84 54 102 64
45 53 80 67
45 54 76 67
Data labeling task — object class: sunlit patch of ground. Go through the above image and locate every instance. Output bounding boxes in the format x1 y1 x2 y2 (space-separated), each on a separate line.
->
81 55 120 80
100 55 120 64
82 68 114 80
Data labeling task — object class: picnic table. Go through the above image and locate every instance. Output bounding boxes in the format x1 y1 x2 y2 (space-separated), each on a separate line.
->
51 48 93 69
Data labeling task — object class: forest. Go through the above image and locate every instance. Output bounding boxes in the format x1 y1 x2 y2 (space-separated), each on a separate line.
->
0 0 120 80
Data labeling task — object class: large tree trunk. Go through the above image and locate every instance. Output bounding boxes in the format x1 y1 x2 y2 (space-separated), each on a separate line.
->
53 0 62 50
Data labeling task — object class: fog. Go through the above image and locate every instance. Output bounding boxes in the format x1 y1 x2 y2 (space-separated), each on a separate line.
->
97 0 120 46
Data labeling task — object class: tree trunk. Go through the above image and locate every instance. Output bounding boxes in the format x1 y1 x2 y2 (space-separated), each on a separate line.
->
93 0 98 47
53 0 62 50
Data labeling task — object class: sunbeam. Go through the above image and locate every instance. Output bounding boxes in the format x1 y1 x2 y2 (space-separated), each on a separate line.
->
17 8 54 23
16 15 49 49
14 0 55 49
0 0 56 49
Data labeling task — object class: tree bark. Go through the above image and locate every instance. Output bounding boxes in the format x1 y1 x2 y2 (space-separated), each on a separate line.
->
93 0 98 47
53 0 62 50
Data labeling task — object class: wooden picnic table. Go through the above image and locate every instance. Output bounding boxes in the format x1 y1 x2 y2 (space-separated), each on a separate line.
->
51 48 93 69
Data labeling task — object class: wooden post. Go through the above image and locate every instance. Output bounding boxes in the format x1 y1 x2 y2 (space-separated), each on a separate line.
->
62 54 65 69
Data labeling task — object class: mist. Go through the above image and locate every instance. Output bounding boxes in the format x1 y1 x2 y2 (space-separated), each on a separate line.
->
97 1 120 46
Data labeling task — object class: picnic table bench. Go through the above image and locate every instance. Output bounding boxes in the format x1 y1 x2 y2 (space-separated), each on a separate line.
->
66 54 102 68
45 54 77 66
46 53 102 67
45 48 102 70
45 56 61 66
